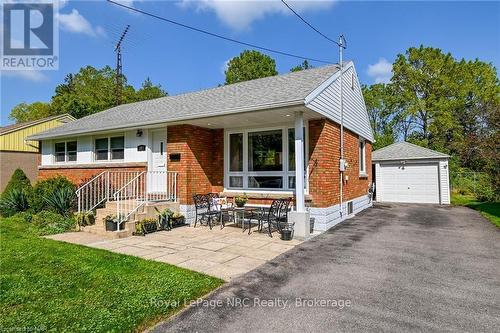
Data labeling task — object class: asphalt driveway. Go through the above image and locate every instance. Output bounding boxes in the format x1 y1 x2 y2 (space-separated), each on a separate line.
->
152 203 500 332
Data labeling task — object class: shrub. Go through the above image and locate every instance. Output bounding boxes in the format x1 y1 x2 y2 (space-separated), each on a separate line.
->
0 189 30 217
476 174 497 202
44 186 76 216
2 169 31 198
30 176 76 213
74 211 95 228
32 211 76 235
15 211 33 223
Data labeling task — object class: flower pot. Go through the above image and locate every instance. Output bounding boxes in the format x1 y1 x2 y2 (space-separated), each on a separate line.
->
170 216 187 228
235 201 246 208
280 229 293 241
143 222 158 233
105 220 123 231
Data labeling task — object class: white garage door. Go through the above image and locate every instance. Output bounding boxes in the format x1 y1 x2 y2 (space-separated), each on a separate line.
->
378 162 440 204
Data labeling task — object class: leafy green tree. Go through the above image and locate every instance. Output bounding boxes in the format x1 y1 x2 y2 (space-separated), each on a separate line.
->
9 66 168 122
225 50 278 85
362 83 396 150
290 60 313 72
134 77 167 102
50 66 130 119
9 102 52 123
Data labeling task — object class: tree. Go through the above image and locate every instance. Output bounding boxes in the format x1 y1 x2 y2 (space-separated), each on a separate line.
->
362 84 396 150
9 66 168 122
225 50 278 85
134 77 167 102
50 66 129 119
290 60 313 72
9 102 52 123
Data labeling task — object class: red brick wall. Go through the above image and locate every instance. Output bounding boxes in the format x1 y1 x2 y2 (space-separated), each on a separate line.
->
38 165 146 186
167 125 224 205
308 119 372 208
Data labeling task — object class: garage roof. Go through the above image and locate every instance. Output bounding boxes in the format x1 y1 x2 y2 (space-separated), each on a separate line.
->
372 142 449 161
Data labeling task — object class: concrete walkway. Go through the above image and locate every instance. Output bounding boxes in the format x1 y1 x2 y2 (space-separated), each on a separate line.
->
47 224 302 281
152 204 500 333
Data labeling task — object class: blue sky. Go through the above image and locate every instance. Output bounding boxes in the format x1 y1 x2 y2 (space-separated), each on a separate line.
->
1 0 499 126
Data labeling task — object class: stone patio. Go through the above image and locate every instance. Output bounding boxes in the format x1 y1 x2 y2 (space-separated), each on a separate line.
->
46 225 302 281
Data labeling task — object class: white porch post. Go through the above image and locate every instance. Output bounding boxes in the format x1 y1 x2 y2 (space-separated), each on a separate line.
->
294 111 305 212
290 111 310 240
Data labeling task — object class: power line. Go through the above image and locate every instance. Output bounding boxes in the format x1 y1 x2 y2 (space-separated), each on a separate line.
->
106 0 333 64
280 0 344 48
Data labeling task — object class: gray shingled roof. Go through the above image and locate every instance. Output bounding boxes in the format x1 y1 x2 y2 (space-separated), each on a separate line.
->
372 142 449 161
28 64 341 140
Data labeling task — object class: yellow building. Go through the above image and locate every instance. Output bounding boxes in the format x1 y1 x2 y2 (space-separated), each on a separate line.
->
0 114 75 191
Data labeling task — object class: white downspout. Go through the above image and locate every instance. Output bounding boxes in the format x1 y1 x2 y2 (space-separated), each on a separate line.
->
339 35 345 219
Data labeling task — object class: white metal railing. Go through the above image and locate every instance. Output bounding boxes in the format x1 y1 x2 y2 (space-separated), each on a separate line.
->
76 171 143 213
113 171 178 229
114 171 147 229
146 171 178 202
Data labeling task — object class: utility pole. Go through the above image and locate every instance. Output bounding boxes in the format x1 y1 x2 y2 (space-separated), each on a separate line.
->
338 34 346 217
115 25 130 106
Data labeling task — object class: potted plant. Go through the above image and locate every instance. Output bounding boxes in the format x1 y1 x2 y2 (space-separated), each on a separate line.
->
104 214 124 231
234 193 248 208
155 207 174 231
141 218 158 234
133 221 145 236
170 212 186 228
74 211 95 230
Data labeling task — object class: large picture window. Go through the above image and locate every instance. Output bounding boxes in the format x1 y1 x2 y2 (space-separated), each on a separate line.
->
95 136 125 161
226 126 307 191
54 141 77 163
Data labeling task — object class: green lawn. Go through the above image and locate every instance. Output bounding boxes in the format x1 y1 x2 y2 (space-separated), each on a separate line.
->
0 216 223 332
451 193 500 228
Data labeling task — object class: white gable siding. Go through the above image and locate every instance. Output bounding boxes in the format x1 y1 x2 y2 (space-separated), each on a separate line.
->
305 63 374 142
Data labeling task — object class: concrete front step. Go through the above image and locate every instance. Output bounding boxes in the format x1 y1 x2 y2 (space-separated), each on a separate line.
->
82 200 180 239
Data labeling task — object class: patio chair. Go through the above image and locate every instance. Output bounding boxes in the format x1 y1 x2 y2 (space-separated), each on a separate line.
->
193 194 219 229
259 198 292 237
210 196 234 228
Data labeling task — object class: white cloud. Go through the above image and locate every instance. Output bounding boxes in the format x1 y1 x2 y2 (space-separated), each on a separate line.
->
2 70 48 82
220 58 230 74
58 9 105 37
58 9 98 36
367 58 392 84
180 0 336 30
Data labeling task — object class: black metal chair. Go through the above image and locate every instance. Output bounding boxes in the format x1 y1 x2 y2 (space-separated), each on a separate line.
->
209 194 234 228
193 194 219 229
259 198 292 237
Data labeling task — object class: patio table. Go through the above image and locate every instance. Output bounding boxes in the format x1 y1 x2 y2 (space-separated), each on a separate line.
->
226 206 260 234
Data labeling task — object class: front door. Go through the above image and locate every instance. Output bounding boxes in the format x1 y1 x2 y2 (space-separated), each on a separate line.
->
149 130 167 193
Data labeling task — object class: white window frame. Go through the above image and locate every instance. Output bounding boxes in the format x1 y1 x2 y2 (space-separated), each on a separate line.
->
93 135 125 162
359 137 367 176
54 140 77 164
224 124 309 193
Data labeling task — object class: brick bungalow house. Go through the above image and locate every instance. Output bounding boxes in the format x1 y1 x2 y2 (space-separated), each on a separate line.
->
28 62 374 234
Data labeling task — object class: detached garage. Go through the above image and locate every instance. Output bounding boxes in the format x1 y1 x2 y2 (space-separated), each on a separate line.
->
373 142 450 204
